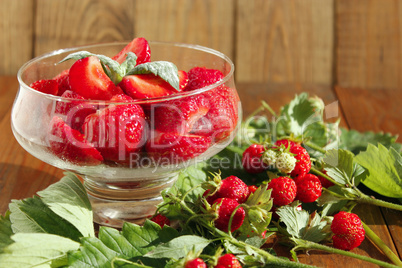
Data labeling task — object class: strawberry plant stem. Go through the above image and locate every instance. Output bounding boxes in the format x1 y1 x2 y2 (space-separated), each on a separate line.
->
358 194 402 211
291 238 401 268
362 221 402 267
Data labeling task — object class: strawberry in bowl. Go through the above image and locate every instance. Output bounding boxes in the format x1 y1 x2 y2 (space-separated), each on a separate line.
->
12 37 241 227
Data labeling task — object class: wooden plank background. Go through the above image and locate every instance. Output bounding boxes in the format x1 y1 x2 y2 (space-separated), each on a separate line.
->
1 0 402 90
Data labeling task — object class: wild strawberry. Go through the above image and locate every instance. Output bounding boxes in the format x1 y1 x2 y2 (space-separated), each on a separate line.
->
267 177 297 207
55 90 97 131
275 140 311 177
112 37 151 65
275 151 296 174
146 132 211 163
216 176 249 204
185 258 207 268
153 94 210 134
184 66 224 91
48 116 103 165
317 170 335 188
215 253 242 268
242 144 268 174
294 173 322 203
69 56 123 100
119 71 188 99
53 69 71 96
203 189 218 205
149 214 170 228
248 185 258 194
261 148 277 167
331 211 365 251
30 79 59 95
82 103 146 164
213 198 245 232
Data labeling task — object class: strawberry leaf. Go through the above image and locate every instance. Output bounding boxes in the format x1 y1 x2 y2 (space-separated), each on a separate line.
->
127 61 180 91
0 212 13 253
355 144 402 198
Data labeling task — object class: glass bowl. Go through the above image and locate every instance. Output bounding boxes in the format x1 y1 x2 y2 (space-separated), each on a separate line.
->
12 41 241 227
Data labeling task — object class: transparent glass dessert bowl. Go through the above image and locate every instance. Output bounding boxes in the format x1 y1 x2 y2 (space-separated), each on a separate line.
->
12 41 241 227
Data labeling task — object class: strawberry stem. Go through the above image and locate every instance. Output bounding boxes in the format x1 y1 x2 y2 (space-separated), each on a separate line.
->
290 238 401 268
310 166 342 187
357 193 402 211
362 221 402 267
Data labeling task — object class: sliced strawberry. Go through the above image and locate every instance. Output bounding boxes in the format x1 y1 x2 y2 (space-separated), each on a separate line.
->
69 56 123 100
119 74 176 99
112 37 151 65
184 67 224 91
153 94 210 134
178 70 189 90
48 116 103 165
82 103 147 164
146 132 211 163
55 90 97 131
110 93 134 102
53 69 71 96
30 79 59 95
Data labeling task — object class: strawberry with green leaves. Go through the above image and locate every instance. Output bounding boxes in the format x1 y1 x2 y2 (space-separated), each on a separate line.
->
212 197 245 232
149 214 170 228
275 139 311 177
215 253 242 268
185 258 207 268
331 211 365 251
242 143 268 174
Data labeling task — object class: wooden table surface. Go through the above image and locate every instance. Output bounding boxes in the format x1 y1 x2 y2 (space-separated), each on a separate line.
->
0 75 401 267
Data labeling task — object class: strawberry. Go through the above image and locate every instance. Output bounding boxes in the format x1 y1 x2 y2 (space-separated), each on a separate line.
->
216 176 250 204
267 177 297 207
55 90 97 131
53 69 71 96
110 93 134 102
153 94 210 134
48 116 103 165
178 70 189 90
242 144 268 174
146 132 211 163
184 66 224 91
149 214 170 228
112 37 151 65
215 253 242 268
317 169 335 188
294 173 322 203
331 211 365 251
185 258 207 268
29 79 59 95
213 198 245 232
119 74 176 99
82 103 146 164
248 185 258 194
275 140 311 177
69 56 123 100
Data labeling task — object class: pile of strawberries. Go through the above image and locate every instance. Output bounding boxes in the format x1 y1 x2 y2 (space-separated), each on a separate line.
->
29 37 239 167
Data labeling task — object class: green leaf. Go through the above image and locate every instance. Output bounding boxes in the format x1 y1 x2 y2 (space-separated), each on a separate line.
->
323 149 355 185
0 212 13 253
144 235 210 259
127 61 180 91
37 172 95 238
0 233 80 268
355 144 402 198
9 196 82 242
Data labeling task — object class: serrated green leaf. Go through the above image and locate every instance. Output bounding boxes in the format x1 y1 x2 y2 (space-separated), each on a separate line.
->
144 235 210 259
0 212 13 253
9 196 82 242
0 233 79 268
127 61 180 91
323 149 355 185
355 144 402 198
37 172 94 238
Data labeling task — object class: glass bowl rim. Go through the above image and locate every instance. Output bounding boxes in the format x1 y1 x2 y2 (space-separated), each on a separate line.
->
17 40 235 104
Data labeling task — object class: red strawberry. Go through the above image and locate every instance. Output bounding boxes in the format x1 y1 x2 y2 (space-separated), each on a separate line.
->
178 70 189 90
185 258 207 268
48 116 103 165
146 132 211 163
192 86 238 142
112 37 151 65
153 94 210 134
53 69 71 96
213 198 245 232
149 214 170 228
184 67 224 91
69 56 123 100
248 185 258 194
55 90 97 131
275 139 300 148
242 144 268 174
215 253 242 268
317 170 335 188
267 177 297 207
30 79 59 95
82 103 147 164
331 211 365 251
275 140 311 177
216 176 249 204
294 173 322 203
119 74 176 99
203 189 218 205
110 93 134 102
